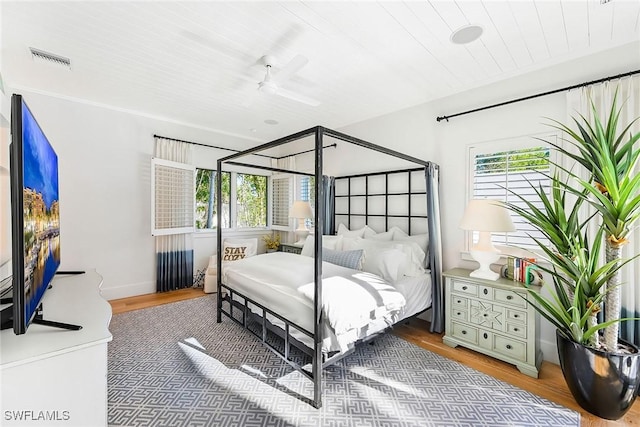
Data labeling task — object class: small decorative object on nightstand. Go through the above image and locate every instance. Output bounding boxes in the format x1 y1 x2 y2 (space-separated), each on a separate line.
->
443 268 542 378
279 243 303 255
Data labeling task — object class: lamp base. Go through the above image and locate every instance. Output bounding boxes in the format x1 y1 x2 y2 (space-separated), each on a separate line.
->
469 249 501 281
294 228 309 246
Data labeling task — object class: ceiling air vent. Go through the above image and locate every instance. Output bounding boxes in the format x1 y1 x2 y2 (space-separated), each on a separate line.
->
29 48 71 70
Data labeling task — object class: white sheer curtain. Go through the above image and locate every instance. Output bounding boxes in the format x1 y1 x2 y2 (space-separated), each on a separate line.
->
154 137 194 292
566 76 640 344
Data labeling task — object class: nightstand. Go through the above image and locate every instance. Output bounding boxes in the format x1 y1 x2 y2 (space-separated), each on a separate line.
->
443 268 542 378
279 243 303 254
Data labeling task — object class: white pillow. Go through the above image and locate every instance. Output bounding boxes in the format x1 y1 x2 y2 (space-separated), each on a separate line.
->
342 237 424 279
337 223 377 238
301 235 343 257
366 230 394 241
393 233 429 267
389 226 408 239
362 246 406 282
222 238 257 262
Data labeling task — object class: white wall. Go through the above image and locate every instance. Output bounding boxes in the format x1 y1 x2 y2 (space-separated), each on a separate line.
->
336 42 640 363
1 88 266 300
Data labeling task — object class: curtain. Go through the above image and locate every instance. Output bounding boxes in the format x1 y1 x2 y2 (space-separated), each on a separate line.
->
322 175 335 235
154 137 194 292
566 75 640 344
426 164 444 333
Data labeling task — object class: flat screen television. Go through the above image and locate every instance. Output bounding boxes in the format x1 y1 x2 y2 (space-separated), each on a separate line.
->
2 94 80 334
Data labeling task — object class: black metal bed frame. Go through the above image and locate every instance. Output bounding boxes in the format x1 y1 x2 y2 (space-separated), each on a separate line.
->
216 126 439 408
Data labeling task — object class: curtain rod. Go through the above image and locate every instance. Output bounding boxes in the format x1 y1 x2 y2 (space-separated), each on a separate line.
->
153 134 337 160
436 69 640 123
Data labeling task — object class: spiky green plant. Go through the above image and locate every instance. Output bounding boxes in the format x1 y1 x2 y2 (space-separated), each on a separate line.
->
544 93 640 351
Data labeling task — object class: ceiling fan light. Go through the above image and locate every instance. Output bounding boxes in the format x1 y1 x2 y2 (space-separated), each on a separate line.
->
259 80 277 94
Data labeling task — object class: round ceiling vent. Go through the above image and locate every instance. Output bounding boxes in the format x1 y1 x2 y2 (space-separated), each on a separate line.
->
450 24 483 45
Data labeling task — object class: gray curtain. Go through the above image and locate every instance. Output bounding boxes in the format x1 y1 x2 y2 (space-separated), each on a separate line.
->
323 175 335 235
426 164 444 333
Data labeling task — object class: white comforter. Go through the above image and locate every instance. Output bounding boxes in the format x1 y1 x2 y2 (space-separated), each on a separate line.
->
221 252 407 350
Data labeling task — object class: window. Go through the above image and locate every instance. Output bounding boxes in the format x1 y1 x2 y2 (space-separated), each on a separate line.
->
236 173 267 228
195 169 267 230
195 169 230 229
300 176 315 227
470 143 551 251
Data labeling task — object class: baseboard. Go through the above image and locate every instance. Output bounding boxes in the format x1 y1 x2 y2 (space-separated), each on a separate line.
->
540 338 559 364
100 281 155 301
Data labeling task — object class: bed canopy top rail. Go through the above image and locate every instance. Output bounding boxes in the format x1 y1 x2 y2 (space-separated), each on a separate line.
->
216 125 442 409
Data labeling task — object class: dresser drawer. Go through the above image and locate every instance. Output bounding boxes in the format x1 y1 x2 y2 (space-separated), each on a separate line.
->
507 323 527 339
451 309 468 323
494 288 526 308
451 322 478 345
452 281 478 297
493 335 527 362
452 295 469 309
506 308 527 323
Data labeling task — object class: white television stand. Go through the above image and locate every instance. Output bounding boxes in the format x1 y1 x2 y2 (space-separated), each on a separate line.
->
0 270 112 426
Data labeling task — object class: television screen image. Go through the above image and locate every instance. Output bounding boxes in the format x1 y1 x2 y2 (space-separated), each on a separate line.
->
20 99 61 327
6 94 66 334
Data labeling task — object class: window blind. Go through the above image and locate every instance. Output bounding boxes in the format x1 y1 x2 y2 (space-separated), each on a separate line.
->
151 158 195 235
472 146 550 250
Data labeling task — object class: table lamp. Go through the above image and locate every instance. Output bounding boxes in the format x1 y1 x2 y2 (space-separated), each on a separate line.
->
289 200 313 245
459 199 515 280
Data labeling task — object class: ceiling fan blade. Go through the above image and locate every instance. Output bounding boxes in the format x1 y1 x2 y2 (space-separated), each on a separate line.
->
181 30 254 64
275 54 309 83
275 87 320 107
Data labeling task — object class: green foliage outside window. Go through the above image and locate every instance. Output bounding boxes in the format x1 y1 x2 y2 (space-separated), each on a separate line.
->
476 147 549 174
236 173 267 228
195 169 230 229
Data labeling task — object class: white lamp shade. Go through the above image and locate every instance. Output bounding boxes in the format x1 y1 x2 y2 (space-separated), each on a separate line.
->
459 199 515 232
289 201 313 219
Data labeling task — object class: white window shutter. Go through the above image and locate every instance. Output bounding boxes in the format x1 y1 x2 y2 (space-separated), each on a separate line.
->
271 175 292 229
151 158 195 235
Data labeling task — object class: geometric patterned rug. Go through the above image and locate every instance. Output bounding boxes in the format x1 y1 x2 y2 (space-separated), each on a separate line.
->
108 295 580 427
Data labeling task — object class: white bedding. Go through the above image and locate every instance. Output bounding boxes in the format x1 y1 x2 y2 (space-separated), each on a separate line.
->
221 252 431 353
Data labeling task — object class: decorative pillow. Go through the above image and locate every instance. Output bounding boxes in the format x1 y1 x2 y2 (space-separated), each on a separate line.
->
336 223 377 238
301 235 343 257
389 226 408 239
322 248 364 270
222 238 257 262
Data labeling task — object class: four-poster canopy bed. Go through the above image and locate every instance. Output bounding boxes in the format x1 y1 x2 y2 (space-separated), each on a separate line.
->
215 126 443 408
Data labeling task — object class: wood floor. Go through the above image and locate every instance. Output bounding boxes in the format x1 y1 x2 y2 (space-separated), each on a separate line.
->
109 288 640 427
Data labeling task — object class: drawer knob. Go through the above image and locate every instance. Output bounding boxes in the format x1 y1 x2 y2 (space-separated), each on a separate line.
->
514 327 519 332
457 300 461 304
483 314 488 317
483 289 488 295
462 330 467 335
506 344 512 350
483 333 488 339
457 312 461 316
462 286 468 290
514 314 519 318
507 295 513 300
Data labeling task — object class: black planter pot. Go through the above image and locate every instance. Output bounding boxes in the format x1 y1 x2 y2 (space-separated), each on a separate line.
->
556 330 640 420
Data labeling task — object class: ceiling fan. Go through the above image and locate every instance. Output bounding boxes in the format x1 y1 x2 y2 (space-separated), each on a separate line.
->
248 54 320 107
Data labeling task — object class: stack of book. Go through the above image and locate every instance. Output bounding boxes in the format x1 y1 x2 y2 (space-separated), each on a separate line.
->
501 256 543 286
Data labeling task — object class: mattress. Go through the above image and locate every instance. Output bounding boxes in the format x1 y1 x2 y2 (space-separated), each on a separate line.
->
221 252 432 353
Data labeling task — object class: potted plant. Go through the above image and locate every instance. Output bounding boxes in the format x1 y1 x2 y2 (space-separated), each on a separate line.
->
504 93 640 420
262 233 281 253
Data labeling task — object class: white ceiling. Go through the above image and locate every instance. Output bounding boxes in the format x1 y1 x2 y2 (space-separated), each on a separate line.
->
1 1 639 142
